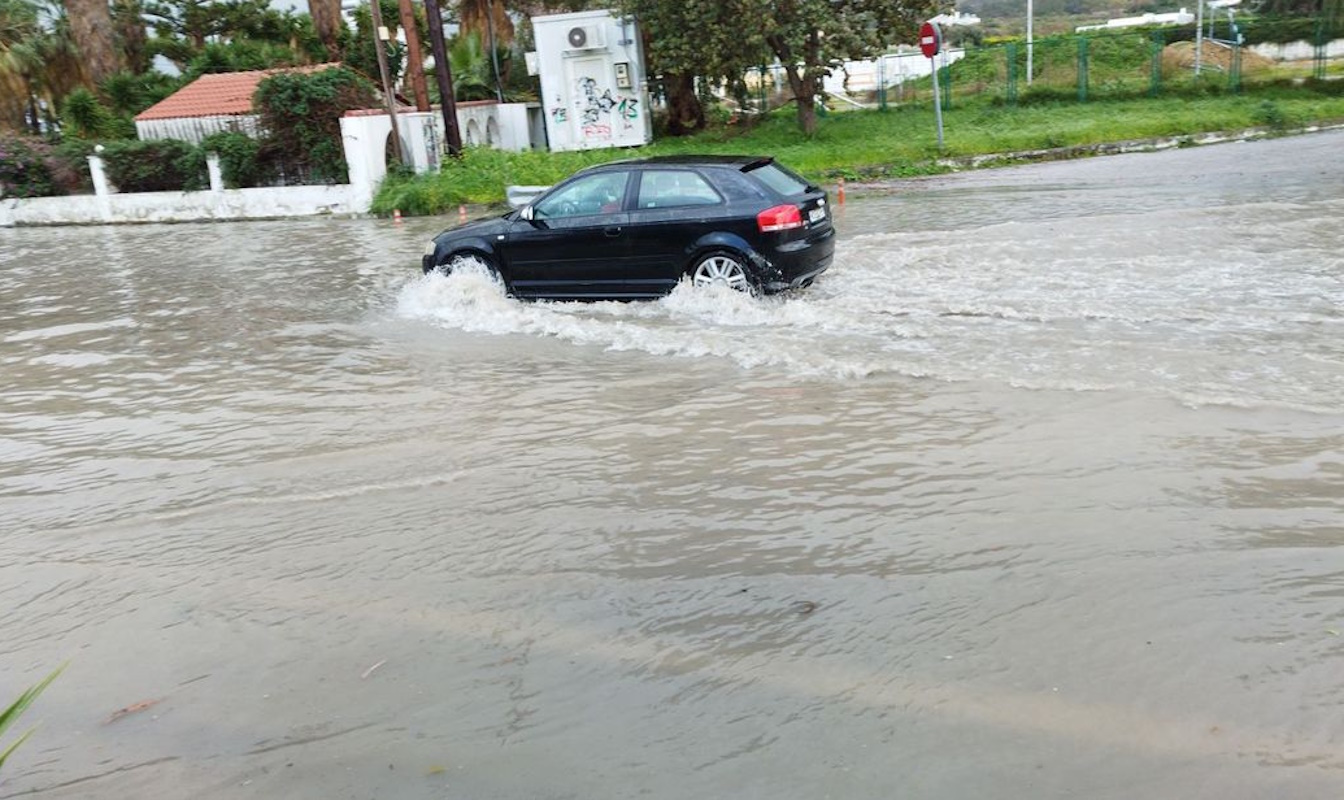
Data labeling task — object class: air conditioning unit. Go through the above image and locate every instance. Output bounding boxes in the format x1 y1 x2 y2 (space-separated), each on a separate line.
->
565 24 605 50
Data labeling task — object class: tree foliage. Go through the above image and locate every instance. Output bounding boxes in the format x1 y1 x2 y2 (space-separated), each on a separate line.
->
753 0 935 134
344 0 407 89
624 0 936 135
144 0 315 72
1 0 83 134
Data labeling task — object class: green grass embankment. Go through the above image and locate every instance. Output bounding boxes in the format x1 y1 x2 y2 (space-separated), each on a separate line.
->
371 87 1344 216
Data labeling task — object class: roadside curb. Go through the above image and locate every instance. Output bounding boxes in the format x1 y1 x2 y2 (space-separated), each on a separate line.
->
843 122 1344 193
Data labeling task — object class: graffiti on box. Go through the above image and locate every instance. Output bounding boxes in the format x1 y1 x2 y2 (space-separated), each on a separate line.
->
548 76 637 140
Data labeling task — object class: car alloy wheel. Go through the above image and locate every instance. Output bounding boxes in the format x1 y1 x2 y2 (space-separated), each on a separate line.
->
691 252 753 293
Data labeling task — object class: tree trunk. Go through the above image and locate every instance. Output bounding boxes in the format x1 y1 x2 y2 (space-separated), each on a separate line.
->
766 33 818 136
65 0 123 85
664 71 704 135
781 63 816 136
396 0 429 110
458 0 514 45
308 0 343 61
114 0 149 74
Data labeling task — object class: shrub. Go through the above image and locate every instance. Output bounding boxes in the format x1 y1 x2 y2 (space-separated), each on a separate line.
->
199 130 272 188
254 65 378 184
60 88 136 141
99 139 206 192
1252 98 1288 128
0 134 64 199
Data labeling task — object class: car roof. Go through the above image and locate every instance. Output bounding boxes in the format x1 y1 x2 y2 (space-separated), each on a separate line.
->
586 155 772 171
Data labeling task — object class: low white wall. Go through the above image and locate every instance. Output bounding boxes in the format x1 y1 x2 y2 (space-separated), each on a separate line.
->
4 101 548 226
1250 38 1344 62
1 184 358 227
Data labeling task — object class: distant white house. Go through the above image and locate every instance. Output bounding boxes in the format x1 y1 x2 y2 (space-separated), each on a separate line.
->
931 11 982 27
1076 8 1196 32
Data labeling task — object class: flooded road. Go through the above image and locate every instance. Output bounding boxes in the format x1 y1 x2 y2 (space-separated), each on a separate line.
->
2 130 1343 799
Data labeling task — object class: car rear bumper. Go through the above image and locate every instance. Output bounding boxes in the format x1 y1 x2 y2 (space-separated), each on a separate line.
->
757 226 835 294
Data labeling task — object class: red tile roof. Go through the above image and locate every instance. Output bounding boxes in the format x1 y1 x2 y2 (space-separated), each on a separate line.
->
135 64 343 122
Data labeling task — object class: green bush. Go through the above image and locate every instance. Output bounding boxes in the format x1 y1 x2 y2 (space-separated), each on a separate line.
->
254 65 378 184
199 130 272 188
1241 16 1328 46
0 134 65 199
100 139 206 192
60 88 136 141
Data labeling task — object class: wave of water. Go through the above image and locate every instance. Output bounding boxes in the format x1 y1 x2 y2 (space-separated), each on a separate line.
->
395 197 1344 415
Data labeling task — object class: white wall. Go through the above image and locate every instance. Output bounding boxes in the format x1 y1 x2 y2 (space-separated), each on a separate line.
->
340 104 544 212
2 102 547 227
532 10 652 151
1 184 359 226
1250 38 1344 62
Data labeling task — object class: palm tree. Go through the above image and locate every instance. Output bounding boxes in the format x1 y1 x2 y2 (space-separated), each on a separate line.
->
0 0 52 133
2 0 85 138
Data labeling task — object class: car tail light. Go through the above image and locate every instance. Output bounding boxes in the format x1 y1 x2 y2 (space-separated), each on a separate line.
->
757 204 803 232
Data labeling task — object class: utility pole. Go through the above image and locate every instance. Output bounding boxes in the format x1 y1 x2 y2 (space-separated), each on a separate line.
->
396 0 430 111
368 0 404 163
1027 0 1034 86
1195 0 1204 76
423 0 463 156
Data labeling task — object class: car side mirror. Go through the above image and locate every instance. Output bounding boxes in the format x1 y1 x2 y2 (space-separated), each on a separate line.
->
519 205 534 222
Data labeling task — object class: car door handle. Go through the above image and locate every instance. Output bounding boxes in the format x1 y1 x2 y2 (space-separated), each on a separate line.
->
603 226 622 237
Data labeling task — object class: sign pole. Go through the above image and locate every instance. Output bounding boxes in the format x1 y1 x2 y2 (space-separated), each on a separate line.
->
920 21 944 150
930 59 944 149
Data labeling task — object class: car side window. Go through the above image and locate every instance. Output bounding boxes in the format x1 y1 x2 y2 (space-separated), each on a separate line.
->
534 171 629 219
636 170 722 210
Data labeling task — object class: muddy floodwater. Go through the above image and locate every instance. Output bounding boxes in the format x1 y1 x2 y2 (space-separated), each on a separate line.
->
2 131 1343 799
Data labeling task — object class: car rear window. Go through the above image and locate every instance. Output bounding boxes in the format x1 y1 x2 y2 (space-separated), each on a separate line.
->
708 168 769 201
744 162 812 197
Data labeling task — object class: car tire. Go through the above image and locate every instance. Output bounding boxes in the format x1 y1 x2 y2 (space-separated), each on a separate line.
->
690 251 756 294
436 252 498 279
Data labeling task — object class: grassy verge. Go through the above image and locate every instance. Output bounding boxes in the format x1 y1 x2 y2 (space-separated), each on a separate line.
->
372 84 1344 216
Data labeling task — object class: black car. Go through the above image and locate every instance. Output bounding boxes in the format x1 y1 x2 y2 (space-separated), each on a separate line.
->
421 155 835 300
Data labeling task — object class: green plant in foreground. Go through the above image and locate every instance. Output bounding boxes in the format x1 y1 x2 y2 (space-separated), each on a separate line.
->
0 665 64 774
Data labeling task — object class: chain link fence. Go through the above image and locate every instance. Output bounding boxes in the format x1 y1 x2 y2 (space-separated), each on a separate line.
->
819 16 1344 111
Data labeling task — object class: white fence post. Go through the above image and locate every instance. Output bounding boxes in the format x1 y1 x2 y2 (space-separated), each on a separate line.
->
87 154 112 197
87 152 113 223
206 152 224 193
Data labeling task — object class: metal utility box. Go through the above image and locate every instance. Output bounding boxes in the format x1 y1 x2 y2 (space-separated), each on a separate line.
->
529 10 652 151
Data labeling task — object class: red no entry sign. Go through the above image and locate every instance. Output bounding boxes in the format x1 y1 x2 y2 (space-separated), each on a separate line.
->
919 21 942 58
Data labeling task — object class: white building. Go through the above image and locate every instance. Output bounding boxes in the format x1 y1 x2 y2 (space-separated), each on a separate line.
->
528 9 652 151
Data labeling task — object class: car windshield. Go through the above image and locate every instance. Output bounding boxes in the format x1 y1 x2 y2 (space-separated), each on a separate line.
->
745 162 812 197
